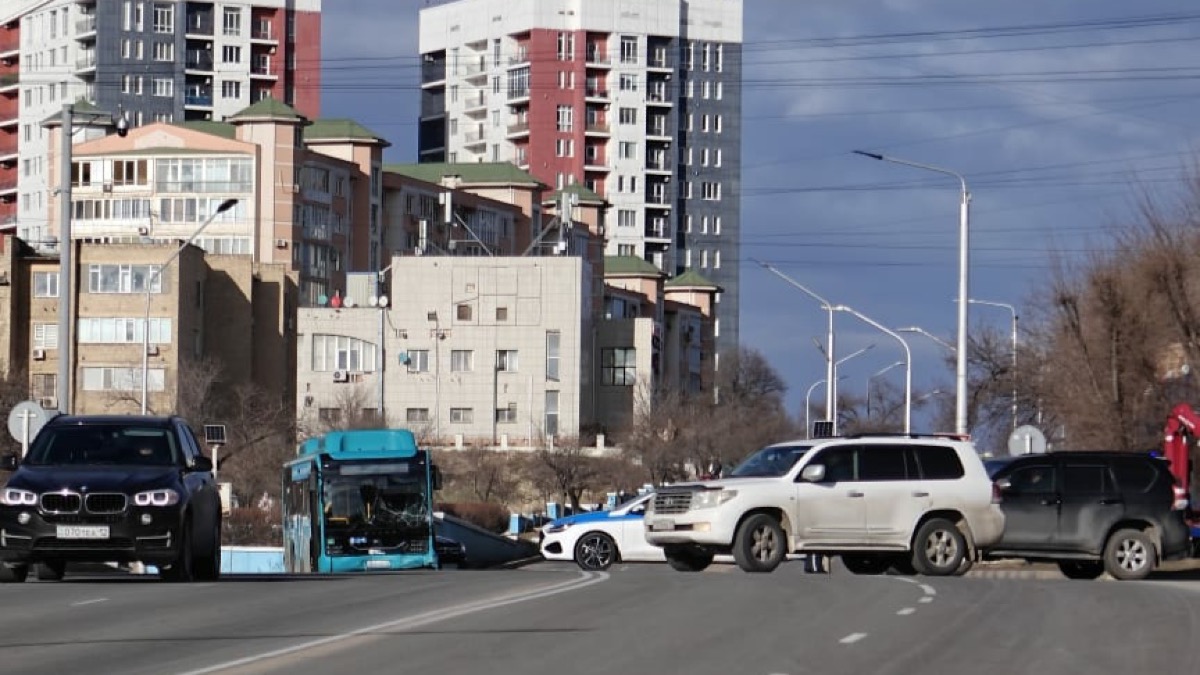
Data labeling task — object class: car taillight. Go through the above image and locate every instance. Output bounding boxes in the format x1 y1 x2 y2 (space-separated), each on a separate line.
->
1172 485 1189 512
992 482 1003 505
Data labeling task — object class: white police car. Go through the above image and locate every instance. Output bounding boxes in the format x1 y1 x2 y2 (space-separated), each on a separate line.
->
539 493 664 571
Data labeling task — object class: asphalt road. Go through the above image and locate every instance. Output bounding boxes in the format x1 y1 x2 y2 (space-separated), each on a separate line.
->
3 560 1200 675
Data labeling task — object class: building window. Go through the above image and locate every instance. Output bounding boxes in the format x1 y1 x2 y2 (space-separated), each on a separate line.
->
33 323 59 349
152 3 173 33
222 7 242 36
221 80 241 98
223 45 241 63
152 78 173 97
555 139 574 157
450 350 473 372
619 74 638 91
82 367 164 392
556 105 573 132
496 306 508 321
456 303 472 321
545 391 559 436
619 142 636 159
702 182 721 201
449 408 473 423
546 331 560 381
620 36 638 64
31 374 56 400
406 349 429 373
34 271 59 298
496 350 518 373
406 408 430 423
87 264 163 294
618 210 636 228
496 406 517 424
311 334 378 372
619 107 637 125
153 42 173 62
617 244 635 256
602 348 636 386
78 318 172 344
556 32 574 60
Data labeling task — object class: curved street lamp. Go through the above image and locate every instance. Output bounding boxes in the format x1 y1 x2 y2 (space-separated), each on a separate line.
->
969 298 1018 430
853 150 970 435
832 304 912 433
140 198 239 415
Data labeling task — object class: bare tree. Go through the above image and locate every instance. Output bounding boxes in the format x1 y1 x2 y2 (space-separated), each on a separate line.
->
529 435 600 512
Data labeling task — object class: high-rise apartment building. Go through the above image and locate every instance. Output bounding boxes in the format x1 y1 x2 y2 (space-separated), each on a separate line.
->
417 0 743 351
4 0 321 251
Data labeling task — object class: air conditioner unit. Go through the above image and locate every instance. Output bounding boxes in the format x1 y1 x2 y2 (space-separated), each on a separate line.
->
31 348 45 360
332 370 349 383
275 238 289 249
102 182 113 192
291 184 301 193
137 226 150 236
39 397 57 409
147 345 159 356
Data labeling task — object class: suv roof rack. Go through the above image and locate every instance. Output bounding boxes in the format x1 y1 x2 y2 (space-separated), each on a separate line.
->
842 432 972 441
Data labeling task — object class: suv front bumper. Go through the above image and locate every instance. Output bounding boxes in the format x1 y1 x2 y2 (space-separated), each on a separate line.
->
0 506 184 567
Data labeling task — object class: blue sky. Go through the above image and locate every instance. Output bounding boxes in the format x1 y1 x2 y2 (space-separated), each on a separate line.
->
320 1 1200 437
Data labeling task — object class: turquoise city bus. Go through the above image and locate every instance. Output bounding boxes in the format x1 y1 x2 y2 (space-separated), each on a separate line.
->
282 429 442 573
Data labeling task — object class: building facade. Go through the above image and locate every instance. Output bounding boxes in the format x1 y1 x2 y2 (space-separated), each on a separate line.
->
7 0 321 251
417 0 742 353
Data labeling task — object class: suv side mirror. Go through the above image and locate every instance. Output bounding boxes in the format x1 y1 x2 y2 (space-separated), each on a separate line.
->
192 456 213 472
0 454 18 471
800 464 826 483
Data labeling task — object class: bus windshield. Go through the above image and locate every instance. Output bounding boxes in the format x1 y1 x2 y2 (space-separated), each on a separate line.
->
322 461 431 556
726 444 813 478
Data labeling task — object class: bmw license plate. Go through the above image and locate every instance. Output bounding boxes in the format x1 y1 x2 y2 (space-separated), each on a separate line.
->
56 525 109 540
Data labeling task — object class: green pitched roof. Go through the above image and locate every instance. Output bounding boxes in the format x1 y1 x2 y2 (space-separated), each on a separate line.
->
227 97 306 123
545 184 605 205
304 118 389 146
42 98 112 127
604 255 665 277
175 120 238 140
385 162 544 187
666 269 721 290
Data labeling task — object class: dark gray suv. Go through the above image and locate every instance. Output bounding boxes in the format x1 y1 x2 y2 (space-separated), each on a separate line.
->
986 451 1190 580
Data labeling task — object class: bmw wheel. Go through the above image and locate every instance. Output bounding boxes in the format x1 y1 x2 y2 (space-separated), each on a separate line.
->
574 532 619 571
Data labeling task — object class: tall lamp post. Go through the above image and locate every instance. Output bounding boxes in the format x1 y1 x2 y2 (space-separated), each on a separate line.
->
969 298 1018 430
48 102 129 414
373 265 395 423
140 198 238 415
853 150 970 435
427 311 446 444
832 305 912 433
868 361 906 418
753 259 839 432
897 326 956 353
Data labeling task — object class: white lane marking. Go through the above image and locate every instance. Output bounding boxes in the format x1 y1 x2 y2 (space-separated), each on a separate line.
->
897 607 915 616
919 584 937 596
70 598 108 606
919 596 933 604
840 633 868 644
178 571 609 675
892 577 918 585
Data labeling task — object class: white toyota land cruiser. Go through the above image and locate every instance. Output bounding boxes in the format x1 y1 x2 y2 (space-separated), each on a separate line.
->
644 434 1005 575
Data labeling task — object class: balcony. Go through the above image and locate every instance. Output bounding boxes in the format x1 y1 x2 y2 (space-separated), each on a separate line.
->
461 131 487 148
251 26 278 44
185 17 215 37
250 63 276 79
644 225 670 242
585 87 609 102
585 49 611 68
75 15 97 39
74 52 97 73
459 61 488 82
506 122 529 138
0 180 16 196
646 89 673 106
0 34 18 59
584 161 611 173
646 195 672 209
507 52 530 68
186 51 214 72
0 113 16 129
584 122 610 136
462 94 487 116
646 160 672 174
507 88 530 105
647 55 672 72
0 73 16 94
185 94 214 108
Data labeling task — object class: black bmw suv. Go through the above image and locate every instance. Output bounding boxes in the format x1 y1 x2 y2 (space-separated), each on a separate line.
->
0 415 223 582
986 451 1190 580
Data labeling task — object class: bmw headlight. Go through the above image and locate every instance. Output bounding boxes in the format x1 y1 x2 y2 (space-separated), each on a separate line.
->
0 488 36 506
134 489 180 507
691 489 738 510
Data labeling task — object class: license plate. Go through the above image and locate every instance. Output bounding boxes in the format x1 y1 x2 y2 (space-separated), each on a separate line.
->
56 525 109 540
650 520 675 532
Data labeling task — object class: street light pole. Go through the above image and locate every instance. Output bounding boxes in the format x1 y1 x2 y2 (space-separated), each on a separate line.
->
140 198 238 415
57 104 74 414
427 311 443 445
868 361 906 418
753 259 838 432
969 298 1019 430
805 376 846 439
833 305 912 433
854 150 970 435
897 326 956 354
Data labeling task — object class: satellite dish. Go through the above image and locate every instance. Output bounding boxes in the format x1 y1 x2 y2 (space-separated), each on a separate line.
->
1008 425 1048 455
368 296 379 307
378 295 389 307
343 297 356 308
